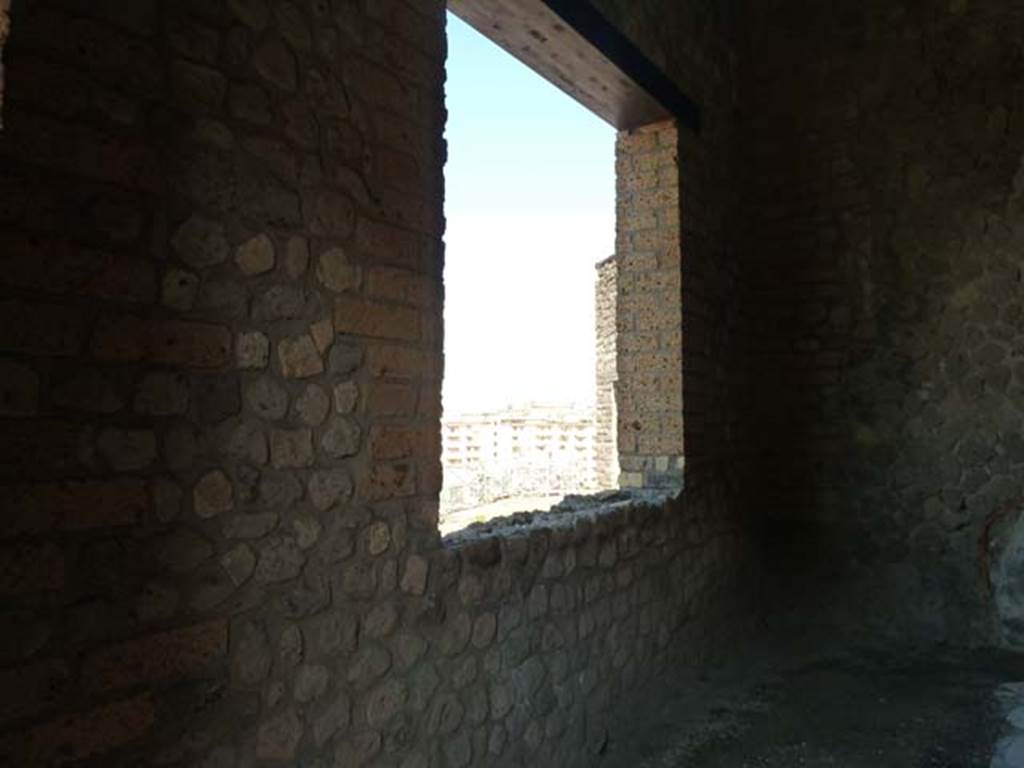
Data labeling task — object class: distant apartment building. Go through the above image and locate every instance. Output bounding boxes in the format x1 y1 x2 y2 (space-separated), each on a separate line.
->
440 404 599 514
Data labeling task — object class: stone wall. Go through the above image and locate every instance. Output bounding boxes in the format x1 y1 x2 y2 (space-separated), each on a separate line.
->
0 1 751 766
614 122 685 489
594 254 618 490
0 0 9 126
595 0 751 570
742 0 1024 646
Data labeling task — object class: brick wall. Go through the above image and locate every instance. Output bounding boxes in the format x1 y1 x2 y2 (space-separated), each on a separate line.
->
742 0 1024 645
614 121 685 489
0 1 753 766
594 255 618 489
595 0 751 547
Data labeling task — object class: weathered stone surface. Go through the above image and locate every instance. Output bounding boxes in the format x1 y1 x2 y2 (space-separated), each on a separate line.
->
308 469 352 510
162 268 200 311
172 215 228 268
134 372 189 415
293 384 329 426
255 537 304 582
313 691 350 746
257 471 302 508
285 236 309 278
223 512 278 540
228 0 269 29
366 679 406 727
246 376 288 420
236 331 270 369
153 479 183 523
222 420 267 465
278 624 302 667
310 317 333 354
228 83 272 125
152 528 214 573
320 416 360 458
254 39 296 91
401 555 428 595
428 694 463 736
304 190 356 238
253 285 304 321
317 247 359 292
52 369 122 414
328 342 362 375
333 380 358 414
193 376 239 423
304 610 357 659
193 470 233 518
171 58 227 112
221 543 255 586
365 522 390 556
275 1 311 49
278 335 323 378
292 516 321 549
256 708 302 761
97 428 157 471
233 621 271 688
135 581 179 623
197 279 247 318
235 233 275 274
347 646 391 687
439 612 472 657
294 664 329 703
270 428 313 468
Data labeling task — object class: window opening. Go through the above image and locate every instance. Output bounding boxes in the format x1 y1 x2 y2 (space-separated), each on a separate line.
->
440 11 616 534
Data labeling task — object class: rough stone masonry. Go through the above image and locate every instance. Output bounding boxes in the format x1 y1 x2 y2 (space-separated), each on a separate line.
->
0 1 748 765
0 0 1020 766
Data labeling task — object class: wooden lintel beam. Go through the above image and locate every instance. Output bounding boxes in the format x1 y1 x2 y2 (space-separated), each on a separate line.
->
447 0 701 133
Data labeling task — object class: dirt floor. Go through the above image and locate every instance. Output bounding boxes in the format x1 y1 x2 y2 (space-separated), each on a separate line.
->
601 647 1024 768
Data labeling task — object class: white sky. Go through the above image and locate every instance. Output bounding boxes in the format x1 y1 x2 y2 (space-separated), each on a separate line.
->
442 13 616 416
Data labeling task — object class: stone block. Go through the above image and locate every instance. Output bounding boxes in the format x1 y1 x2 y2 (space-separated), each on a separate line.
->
278 335 323 378
317 247 359 292
235 233 275 274
171 215 228 268
333 380 359 413
222 512 278 540
270 428 313 468
162 268 200 311
308 468 353 510
194 470 233 518
293 384 329 425
254 536 305 582
304 188 356 237
320 416 360 458
256 708 302 761
285 236 309 277
97 428 157 471
236 331 269 369
134 372 189 415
